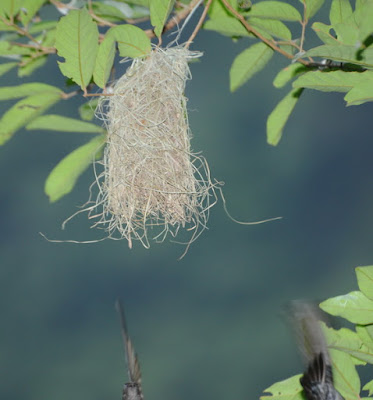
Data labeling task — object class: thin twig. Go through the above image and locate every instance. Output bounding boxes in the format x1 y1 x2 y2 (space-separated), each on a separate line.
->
87 0 116 27
219 0 311 66
299 1 307 52
144 0 202 38
185 0 212 48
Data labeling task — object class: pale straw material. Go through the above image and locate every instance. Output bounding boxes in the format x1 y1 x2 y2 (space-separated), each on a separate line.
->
91 46 217 249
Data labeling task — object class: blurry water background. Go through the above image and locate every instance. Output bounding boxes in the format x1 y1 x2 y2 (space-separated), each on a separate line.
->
1 3 373 400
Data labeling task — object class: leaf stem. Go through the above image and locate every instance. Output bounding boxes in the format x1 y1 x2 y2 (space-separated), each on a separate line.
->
219 0 310 66
185 0 212 48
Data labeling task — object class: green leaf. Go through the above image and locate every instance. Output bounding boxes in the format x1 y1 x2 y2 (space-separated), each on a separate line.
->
330 0 353 25
320 290 373 324
18 55 47 77
330 349 360 400
0 0 22 18
260 374 303 400
45 134 106 202
79 99 100 121
273 63 307 88
345 80 373 105
0 92 61 145
363 379 373 396
249 17 292 40
266 88 303 146
26 114 104 133
305 44 373 67
356 266 373 300
312 22 340 45
55 9 99 93
356 324 373 345
322 323 373 364
28 20 57 34
0 82 61 100
292 70 373 92
93 34 115 89
91 1 149 21
0 40 33 56
19 0 46 25
109 24 151 58
248 1 302 21
354 0 373 42
0 61 17 76
303 0 325 19
230 42 273 91
203 17 250 36
150 0 175 37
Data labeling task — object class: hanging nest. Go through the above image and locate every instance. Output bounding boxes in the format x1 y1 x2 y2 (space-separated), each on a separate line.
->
89 46 218 249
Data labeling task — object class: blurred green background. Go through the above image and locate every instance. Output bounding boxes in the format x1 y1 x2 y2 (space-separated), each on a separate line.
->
1 4 373 400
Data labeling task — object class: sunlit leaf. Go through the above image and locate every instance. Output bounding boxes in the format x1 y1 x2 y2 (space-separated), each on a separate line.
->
0 61 17 76
150 0 175 37
330 349 360 400
45 134 106 202
55 9 99 92
203 17 250 36
312 22 340 44
306 44 373 67
321 291 373 324
273 63 307 88
292 70 373 92
322 323 373 364
249 17 291 40
109 24 151 58
0 40 33 56
230 42 273 91
79 98 99 121
330 0 353 26
93 34 115 89
0 82 61 100
19 0 46 25
18 55 47 77
363 379 373 396
354 0 373 42
345 80 373 105
260 374 303 400
26 114 104 133
356 266 373 301
303 0 325 19
0 0 23 18
0 92 61 145
248 1 302 21
28 20 57 34
267 88 303 146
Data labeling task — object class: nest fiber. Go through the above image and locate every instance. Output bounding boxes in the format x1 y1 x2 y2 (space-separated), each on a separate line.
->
93 47 216 248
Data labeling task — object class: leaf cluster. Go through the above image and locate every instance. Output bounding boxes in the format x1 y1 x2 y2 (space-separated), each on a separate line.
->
261 265 373 400
0 0 372 202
